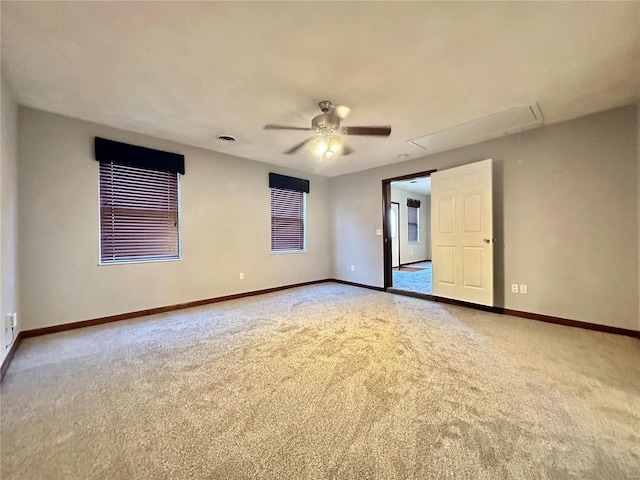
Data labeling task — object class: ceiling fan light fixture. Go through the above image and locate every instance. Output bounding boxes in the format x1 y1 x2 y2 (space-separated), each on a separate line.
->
315 139 329 155
264 100 391 157
316 134 343 158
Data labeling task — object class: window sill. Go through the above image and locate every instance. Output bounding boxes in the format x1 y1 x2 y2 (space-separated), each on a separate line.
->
98 257 182 266
271 250 307 255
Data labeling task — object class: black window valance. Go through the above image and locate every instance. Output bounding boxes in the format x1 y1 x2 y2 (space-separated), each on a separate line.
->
94 137 185 175
407 198 421 208
269 173 310 193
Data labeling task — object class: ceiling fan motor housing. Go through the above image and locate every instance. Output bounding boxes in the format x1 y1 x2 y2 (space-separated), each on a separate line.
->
312 113 340 133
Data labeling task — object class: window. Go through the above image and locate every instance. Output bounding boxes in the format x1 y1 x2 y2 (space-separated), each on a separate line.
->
99 162 180 263
271 187 306 252
408 206 419 243
95 137 184 264
268 172 309 253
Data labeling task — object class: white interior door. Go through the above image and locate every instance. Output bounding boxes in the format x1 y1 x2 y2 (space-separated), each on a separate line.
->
391 203 400 268
431 159 493 306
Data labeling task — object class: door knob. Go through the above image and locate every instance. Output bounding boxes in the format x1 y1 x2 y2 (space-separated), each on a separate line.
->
483 238 491 244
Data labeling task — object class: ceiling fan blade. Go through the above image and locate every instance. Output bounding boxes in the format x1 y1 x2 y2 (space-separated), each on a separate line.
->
264 124 311 131
332 105 351 119
342 145 354 156
283 137 313 155
341 126 392 136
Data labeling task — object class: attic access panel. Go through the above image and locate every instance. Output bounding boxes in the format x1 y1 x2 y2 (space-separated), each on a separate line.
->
408 105 543 153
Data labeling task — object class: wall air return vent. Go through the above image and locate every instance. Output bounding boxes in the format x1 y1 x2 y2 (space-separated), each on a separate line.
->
407 104 543 153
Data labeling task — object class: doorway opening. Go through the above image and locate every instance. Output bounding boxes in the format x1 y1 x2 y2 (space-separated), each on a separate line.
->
382 169 436 297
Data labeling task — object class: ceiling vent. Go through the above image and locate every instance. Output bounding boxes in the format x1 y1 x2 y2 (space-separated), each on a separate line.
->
407 104 543 153
217 135 236 142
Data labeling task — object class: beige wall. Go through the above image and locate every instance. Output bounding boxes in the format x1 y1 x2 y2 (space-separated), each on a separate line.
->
1 72 20 363
331 106 639 331
18 108 332 330
390 186 430 264
12 105 640 333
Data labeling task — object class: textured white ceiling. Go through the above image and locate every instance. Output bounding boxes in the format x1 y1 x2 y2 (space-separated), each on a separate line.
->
1 1 638 177
393 177 432 196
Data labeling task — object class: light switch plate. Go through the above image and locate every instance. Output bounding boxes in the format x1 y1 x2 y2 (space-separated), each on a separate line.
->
5 313 16 330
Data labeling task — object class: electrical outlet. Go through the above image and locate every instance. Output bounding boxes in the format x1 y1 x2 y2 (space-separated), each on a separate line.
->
511 284 519 293
520 284 528 294
350 265 355 272
239 272 244 280
410 251 414 256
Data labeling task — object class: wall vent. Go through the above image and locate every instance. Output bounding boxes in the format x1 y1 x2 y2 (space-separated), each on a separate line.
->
407 104 543 153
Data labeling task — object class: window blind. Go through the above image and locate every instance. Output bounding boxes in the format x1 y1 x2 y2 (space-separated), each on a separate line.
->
408 206 419 243
99 162 179 263
271 188 305 252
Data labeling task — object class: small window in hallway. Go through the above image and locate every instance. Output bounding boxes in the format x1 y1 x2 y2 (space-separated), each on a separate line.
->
407 205 419 243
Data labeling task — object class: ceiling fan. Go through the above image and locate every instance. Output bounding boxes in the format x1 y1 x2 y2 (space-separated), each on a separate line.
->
264 101 391 157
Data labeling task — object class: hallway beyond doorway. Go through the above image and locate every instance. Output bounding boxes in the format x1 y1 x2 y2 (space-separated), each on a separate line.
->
392 261 432 295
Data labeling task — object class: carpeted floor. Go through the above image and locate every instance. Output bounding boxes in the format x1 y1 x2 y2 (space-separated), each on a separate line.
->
1 283 639 479
392 261 433 295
